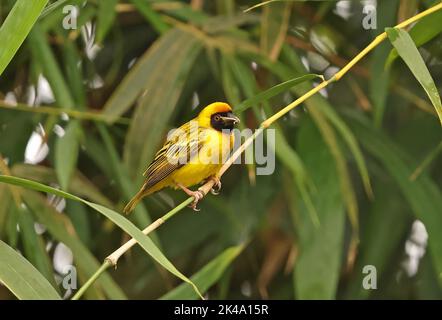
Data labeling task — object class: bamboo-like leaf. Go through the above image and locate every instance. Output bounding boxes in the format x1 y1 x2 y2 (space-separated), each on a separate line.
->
387 9 442 66
130 0 170 34
346 112 442 284
55 121 80 191
16 204 58 290
120 29 203 178
160 244 245 300
103 28 199 121
235 74 323 113
28 23 75 109
0 175 203 299
40 0 69 18
96 0 118 43
386 27 442 125
0 240 61 300
260 0 291 61
254 47 373 203
97 124 156 235
244 0 289 13
293 119 345 299
24 191 126 300
0 0 48 76
225 55 319 224
12 164 113 208
344 182 411 299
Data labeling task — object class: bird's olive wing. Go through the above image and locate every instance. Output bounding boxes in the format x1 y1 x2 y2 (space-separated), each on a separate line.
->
142 123 205 189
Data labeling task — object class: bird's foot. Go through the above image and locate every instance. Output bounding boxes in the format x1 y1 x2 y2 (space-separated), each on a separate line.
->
188 190 205 212
210 176 222 195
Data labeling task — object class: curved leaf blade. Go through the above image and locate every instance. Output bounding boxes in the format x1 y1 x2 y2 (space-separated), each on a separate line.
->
346 112 442 285
0 0 49 76
0 175 203 299
386 27 442 125
0 240 61 300
235 74 323 113
294 119 345 299
160 244 245 300
55 121 80 190
24 191 127 300
387 9 442 66
123 29 203 177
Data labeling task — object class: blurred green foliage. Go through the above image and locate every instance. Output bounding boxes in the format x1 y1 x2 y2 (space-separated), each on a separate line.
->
0 0 441 300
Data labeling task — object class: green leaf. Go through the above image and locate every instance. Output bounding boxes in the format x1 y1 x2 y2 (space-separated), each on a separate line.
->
12 164 114 208
244 0 289 13
24 191 126 300
0 239 61 300
260 0 291 61
130 0 170 34
224 55 319 224
346 112 442 285
85 202 203 299
96 0 118 43
40 0 70 18
60 36 86 108
344 182 411 299
103 28 199 121
97 124 154 231
160 244 244 300
293 119 345 299
0 0 49 76
0 175 203 299
387 9 442 66
309 102 359 231
55 121 80 190
114 28 202 178
16 204 58 289
386 27 442 125
235 74 323 113
28 23 75 109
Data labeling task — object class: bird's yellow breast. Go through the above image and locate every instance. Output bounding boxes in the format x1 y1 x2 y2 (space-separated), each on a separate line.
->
170 129 234 188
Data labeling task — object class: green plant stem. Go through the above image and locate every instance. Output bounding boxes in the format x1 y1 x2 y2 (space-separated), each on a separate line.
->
0 101 131 125
71 260 112 300
73 2 442 300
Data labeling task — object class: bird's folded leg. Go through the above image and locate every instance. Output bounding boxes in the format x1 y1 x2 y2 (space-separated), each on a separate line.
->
209 176 222 195
176 183 205 212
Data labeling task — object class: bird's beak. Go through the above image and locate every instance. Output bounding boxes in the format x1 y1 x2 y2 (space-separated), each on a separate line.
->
221 112 240 126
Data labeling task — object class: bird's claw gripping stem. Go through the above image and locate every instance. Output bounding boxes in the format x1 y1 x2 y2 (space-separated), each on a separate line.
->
210 176 222 195
176 182 206 212
189 190 205 212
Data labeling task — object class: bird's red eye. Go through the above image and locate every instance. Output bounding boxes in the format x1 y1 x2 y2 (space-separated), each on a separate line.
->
214 115 221 121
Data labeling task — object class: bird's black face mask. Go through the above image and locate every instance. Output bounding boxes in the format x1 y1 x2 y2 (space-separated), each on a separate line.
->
210 112 240 132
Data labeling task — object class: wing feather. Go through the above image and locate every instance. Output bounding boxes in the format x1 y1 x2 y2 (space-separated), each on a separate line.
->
142 122 205 190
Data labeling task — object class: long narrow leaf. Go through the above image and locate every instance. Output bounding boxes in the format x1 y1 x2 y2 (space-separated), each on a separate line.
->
24 191 126 300
0 175 203 299
160 244 245 300
346 112 442 284
386 27 442 125
235 74 322 113
0 240 61 300
0 0 48 76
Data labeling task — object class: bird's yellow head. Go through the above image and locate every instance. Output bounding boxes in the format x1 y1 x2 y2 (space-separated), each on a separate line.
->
197 102 240 132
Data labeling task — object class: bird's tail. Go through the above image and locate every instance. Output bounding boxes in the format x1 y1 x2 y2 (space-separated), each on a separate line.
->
123 188 146 214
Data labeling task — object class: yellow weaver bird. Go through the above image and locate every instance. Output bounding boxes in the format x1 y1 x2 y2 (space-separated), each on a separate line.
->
124 102 240 213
